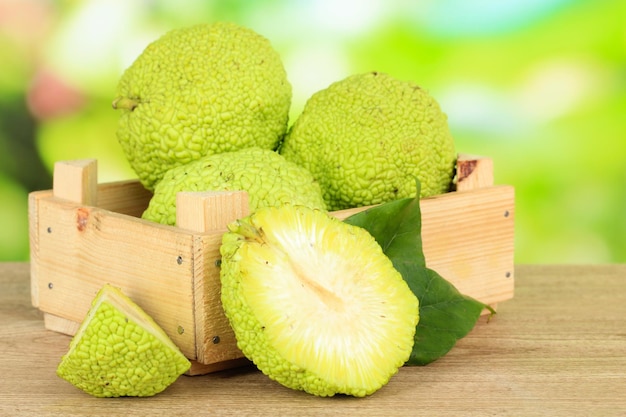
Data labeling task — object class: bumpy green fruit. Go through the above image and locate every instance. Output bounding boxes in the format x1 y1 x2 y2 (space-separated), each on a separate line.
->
279 71 456 211
56 284 190 397
142 147 326 225
113 22 292 190
220 205 419 397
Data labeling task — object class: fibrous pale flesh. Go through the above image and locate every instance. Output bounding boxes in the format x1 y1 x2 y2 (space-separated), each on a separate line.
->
219 204 419 397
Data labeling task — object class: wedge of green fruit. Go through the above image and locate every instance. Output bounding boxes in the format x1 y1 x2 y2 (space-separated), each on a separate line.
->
219 204 419 397
56 284 190 397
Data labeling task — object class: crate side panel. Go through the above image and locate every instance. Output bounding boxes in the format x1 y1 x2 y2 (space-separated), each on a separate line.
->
97 179 152 218
421 186 515 306
35 197 198 359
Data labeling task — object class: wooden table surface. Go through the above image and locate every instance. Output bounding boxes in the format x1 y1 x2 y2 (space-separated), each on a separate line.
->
1 262 625 416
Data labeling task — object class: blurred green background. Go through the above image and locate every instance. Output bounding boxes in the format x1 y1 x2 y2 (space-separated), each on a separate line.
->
1 0 624 263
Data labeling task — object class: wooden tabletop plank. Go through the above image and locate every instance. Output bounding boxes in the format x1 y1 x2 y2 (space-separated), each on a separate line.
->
1 262 625 416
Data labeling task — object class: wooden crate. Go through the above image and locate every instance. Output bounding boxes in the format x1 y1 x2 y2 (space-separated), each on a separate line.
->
28 154 514 375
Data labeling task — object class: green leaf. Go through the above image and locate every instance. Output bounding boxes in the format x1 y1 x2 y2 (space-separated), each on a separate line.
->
344 181 425 268
397 264 492 365
344 180 493 365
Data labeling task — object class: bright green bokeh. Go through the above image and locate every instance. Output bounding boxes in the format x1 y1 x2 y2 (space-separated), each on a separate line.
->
0 173 29 261
0 0 624 263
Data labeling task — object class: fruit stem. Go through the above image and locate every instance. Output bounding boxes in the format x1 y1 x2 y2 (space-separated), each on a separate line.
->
231 220 266 244
112 96 139 111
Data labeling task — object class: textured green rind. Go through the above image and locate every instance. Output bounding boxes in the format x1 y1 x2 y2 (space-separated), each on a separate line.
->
219 205 419 397
115 22 292 191
279 71 455 211
142 147 326 225
56 288 190 397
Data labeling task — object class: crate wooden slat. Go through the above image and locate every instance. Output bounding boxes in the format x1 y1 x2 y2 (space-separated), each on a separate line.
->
28 154 514 375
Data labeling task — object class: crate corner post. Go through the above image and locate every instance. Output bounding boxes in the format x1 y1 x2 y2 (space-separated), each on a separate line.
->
176 190 250 375
33 159 99 329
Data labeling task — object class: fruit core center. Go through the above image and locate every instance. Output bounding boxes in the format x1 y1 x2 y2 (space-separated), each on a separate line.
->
290 260 344 311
